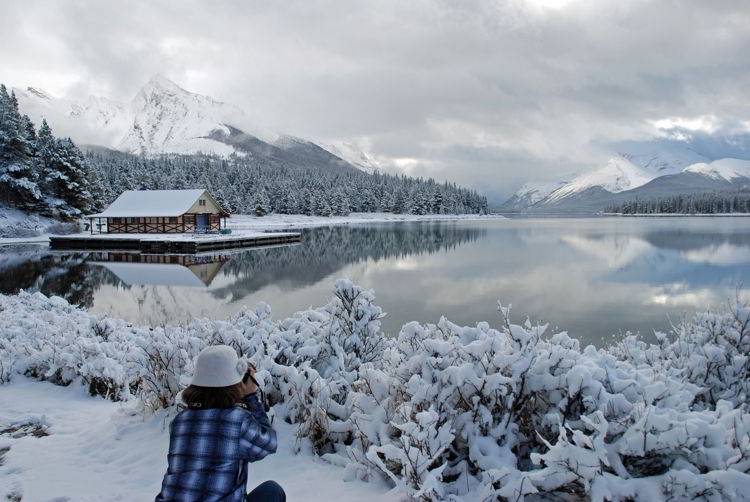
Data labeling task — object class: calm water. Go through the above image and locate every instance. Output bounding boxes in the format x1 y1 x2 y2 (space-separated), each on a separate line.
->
2 217 749 346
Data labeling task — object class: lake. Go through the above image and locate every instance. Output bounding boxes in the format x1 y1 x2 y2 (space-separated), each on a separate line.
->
1 217 749 347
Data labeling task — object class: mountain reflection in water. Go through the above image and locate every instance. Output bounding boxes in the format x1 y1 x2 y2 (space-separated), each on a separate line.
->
0 222 486 323
0 218 748 346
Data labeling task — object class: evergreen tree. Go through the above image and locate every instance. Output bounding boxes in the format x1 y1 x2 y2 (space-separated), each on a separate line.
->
2 80 488 220
0 86 42 209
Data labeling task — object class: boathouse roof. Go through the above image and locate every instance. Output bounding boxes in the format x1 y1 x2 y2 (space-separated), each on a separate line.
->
89 189 226 218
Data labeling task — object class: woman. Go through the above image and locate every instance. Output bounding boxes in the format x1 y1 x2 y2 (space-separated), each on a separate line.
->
155 345 285 502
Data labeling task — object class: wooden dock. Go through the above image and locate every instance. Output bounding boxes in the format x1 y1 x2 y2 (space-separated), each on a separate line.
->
49 232 301 253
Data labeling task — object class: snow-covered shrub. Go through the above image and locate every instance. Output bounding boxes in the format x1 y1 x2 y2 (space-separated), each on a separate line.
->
269 280 389 453
0 354 12 383
321 279 387 374
0 224 39 238
44 221 80 235
1 285 750 501
339 305 750 501
612 303 750 412
131 326 198 410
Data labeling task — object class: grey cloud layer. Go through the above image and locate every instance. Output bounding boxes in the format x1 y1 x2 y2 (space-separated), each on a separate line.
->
2 0 748 202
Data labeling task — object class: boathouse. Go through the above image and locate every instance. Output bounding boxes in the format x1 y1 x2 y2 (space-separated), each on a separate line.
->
88 189 229 234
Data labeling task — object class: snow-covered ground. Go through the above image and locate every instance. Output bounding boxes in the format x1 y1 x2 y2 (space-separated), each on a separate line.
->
226 212 502 231
1 283 749 501
0 378 397 502
0 207 62 243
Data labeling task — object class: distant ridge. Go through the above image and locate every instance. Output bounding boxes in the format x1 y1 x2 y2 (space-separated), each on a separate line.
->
501 144 750 213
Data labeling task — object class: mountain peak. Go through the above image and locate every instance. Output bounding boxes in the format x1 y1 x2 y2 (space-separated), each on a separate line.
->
142 74 185 94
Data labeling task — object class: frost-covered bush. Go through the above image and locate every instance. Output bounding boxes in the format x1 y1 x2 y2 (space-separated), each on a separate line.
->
44 221 80 235
1 285 749 501
612 306 750 412
0 224 40 238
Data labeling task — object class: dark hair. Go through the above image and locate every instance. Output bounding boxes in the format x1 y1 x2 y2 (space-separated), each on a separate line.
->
182 383 244 409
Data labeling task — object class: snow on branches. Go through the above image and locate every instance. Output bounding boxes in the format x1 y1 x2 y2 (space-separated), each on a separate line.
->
1 284 749 501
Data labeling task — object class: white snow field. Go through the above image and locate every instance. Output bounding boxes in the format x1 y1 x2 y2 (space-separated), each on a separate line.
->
0 379 396 502
1 281 749 501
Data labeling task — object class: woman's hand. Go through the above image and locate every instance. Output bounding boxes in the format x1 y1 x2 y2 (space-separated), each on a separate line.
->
240 367 258 396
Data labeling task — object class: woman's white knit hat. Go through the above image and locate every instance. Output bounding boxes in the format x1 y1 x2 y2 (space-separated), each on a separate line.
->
191 345 248 387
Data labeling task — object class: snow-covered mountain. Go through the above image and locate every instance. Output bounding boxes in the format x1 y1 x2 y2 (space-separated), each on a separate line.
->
502 155 669 211
14 76 365 172
543 156 657 204
501 180 569 211
682 158 750 182
323 142 381 174
117 75 249 156
499 132 750 213
502 156 750 213
15 86 131 149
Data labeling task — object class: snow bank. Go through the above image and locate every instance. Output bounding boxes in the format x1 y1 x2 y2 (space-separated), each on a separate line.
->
1 283 749 501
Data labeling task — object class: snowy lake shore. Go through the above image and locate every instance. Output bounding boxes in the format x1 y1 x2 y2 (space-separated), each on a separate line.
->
1 280 749 501
0 212 501 247
0 207 74 244
227 212 502 231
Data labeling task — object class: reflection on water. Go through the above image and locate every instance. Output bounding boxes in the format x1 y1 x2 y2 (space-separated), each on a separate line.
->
91 253 230 287
0 218 748 346
213 223 485 298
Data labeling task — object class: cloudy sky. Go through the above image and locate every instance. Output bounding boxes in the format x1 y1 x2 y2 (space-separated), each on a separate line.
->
2 0 749 202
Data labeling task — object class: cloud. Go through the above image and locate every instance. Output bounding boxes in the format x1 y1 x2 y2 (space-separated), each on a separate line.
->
2 0 749 202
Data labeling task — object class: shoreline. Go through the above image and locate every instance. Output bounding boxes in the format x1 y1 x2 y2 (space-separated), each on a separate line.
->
0 212 502 246
226 212 502 231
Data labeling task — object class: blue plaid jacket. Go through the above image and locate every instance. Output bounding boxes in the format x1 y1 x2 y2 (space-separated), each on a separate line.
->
155 393 277 502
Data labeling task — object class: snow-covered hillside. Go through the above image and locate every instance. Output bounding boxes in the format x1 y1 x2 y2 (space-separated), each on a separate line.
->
14 76 368 168
500 133 750 212
324 141 381 174
614 139 710 174
683 158 750 181
15 76 255 156
501 180 569 211
504 154 750 212
118 75 248 156
14 87 130 149
544 155 658 203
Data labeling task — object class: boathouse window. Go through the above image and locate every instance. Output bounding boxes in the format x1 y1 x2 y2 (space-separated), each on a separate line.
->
169 217 178 223
199 199 206 206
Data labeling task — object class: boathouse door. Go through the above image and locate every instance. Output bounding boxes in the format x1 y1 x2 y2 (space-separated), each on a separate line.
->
196 214 209 232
